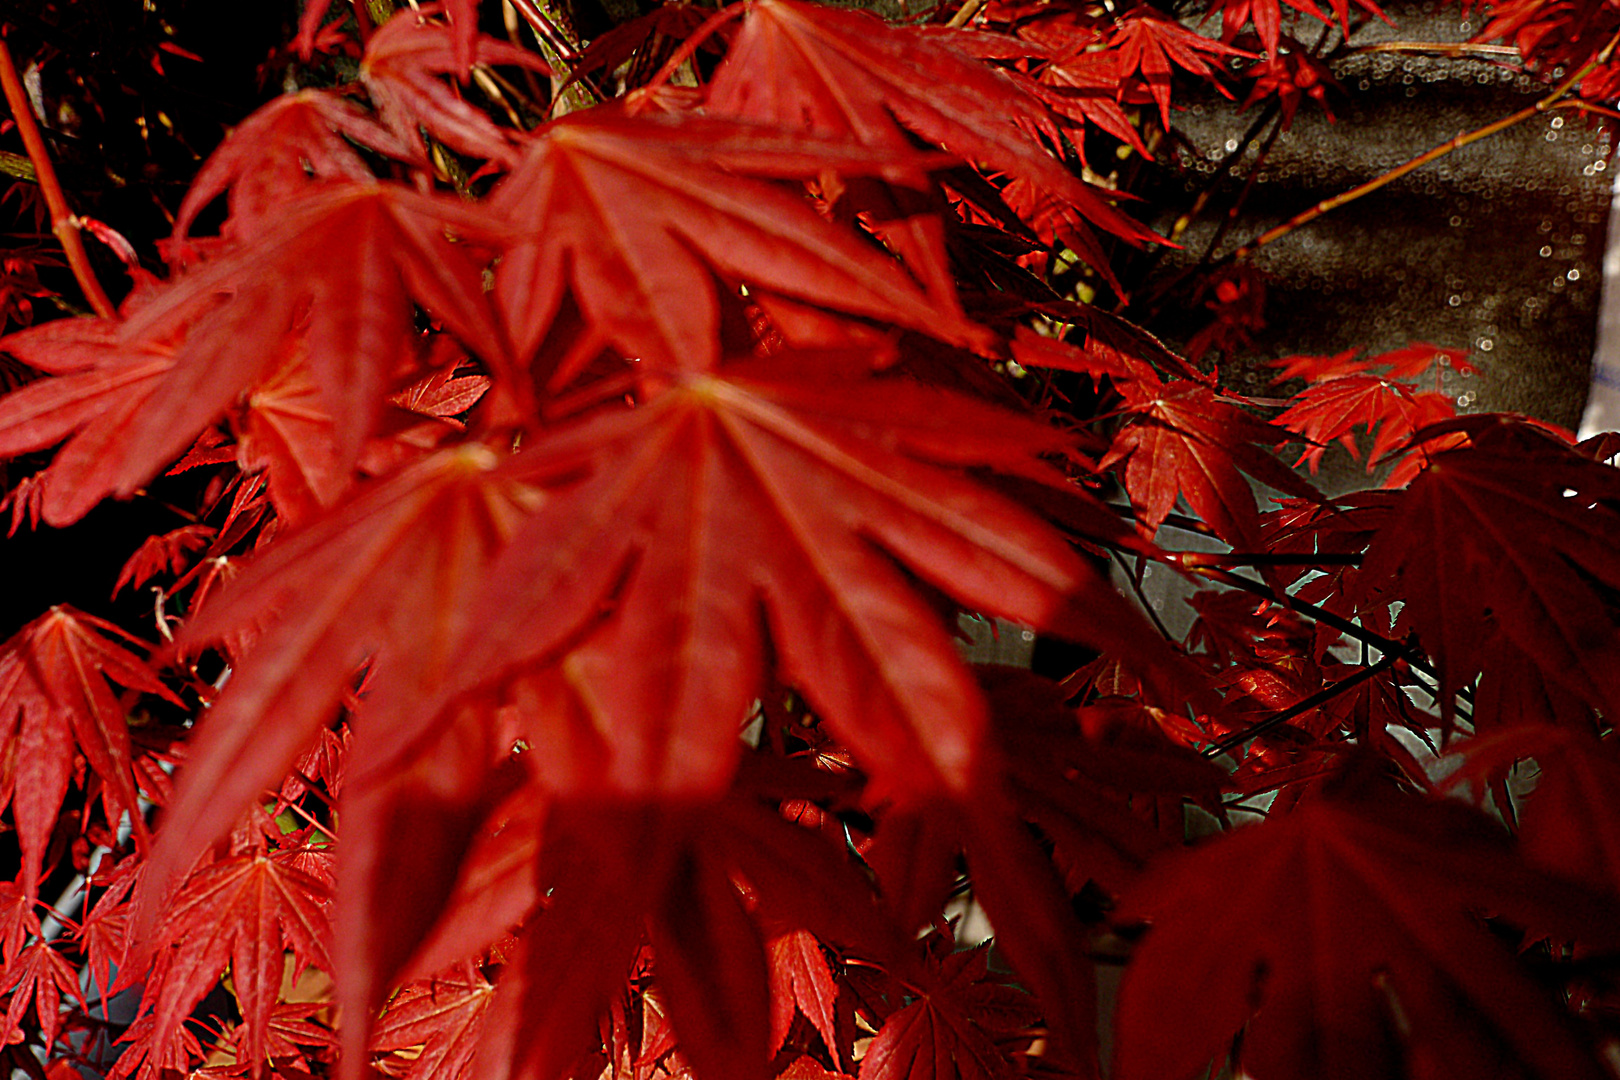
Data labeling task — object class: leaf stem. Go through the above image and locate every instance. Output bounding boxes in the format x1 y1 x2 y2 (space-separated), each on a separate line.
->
0 35 115 318
1228 30 1620 262
1203 653 1397 757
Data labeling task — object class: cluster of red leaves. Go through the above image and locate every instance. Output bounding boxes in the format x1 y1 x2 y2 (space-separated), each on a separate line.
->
1 3 1619 1080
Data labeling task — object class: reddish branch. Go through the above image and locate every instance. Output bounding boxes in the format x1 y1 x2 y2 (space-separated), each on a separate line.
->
0 34 115 319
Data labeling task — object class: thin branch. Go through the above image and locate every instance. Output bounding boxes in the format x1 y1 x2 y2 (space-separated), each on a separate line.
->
1227 30 1620 262
1350 41 1522 60
1172 551 1362 567
281 798 340 843
1105 501 1216 537
1203 653 1398 757
947 0 988 29
1192 565 1472 709
1554 97 1620 122
0 35 115 318
1110 549 1180 643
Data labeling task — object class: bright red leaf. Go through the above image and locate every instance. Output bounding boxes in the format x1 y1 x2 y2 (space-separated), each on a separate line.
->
0 607 176 896
490 111 988 379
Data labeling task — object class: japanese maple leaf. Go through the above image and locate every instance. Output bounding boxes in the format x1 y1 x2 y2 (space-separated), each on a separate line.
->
426 361 1176 803
0 940 83 1049
1103 12 1251 131
1209 0 1331 57
91 181 508 527
1025 50 1153 164
146 444 538 902
114 524 216 597
1238 37 1342 126
981 668 1224 894
1101 379 1324 557
705 0 1160 290
219 1000 337 1071
171 91 404 245
233 345 345 526
1357 417 1620 730
0 178 508 527
359 12 548 170
1114 768 1619 1080
1269 343 1469 476
0 315 176 527
107 1012 207 1080
0 607 176 897
475 799 896 1080
0 883 40 963
371 966 495 1080
767 930 840 1066
133 839 333 1080
297 0 480 75
489 111 988 377
857 943 1040 1080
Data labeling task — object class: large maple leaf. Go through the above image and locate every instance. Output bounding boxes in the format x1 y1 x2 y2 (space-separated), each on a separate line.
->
704 0 1160 290
489 111 989 378
146 444 537 897
1113 767 1620 1080
473 797 898 1080
0 606 177 897
0 316 176 526
171 91 404 245
1356 416 1620 729
20 181 511 527
423 361 1176 802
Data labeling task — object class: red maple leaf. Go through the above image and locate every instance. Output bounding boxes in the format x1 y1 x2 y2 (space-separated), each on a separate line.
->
428 362 1176 804
171 91 405 246
1268 342 1469 477
705 0 1161 291
1102 12 1251 131
0 607 177 897
767 930 841 1067
145 445 537 897
371 965 494 1080
1113 764 1620 1080
358 11 548 171
857 939 1041 1080
0 940 83 1050
1208 0 1331 57
1101 379 1324 557
1357 416 1620 729
489 111 988 379
115 524 217 597
132 833 333 1079
0 315 176 527
474 798 897 1080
